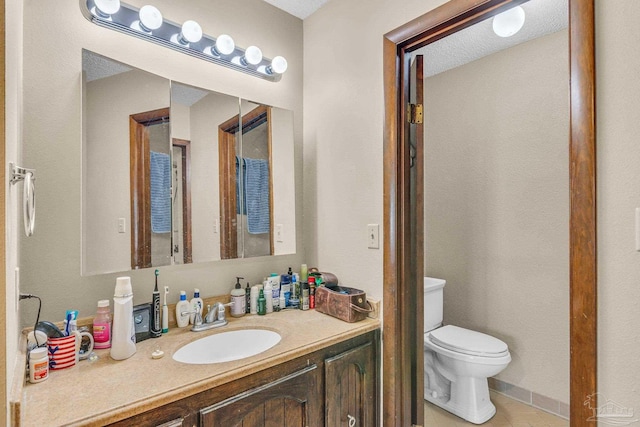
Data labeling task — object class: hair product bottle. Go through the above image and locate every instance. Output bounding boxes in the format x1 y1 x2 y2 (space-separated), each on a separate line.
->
110 277 136 360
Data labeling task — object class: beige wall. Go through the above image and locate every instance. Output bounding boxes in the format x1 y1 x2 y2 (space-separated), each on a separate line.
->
19 0 303 325
596 0 640 418
305 0 640 421
423 31 569 403
304 0 447 298
270 107 297 255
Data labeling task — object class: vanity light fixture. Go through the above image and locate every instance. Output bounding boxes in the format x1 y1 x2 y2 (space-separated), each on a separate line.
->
492 5 525 38
93 0 120 19
80 0 287 82
173 20 203 46
267 56 288 75
131 5 163 34
210 34 235 57
241 45 263 66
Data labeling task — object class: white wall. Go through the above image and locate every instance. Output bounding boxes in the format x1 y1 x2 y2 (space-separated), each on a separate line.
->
424 31 569 403
19 0 303 325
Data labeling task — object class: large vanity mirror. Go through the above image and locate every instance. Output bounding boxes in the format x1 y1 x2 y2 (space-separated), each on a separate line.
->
82 50 296 276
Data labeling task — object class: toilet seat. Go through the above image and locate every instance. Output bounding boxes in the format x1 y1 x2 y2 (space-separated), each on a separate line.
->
428 325 509 358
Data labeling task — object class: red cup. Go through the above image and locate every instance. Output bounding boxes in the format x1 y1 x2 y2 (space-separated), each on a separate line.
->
47 335 77 370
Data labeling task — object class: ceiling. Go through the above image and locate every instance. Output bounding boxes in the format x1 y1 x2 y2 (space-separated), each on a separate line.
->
264 0 568 78
415 0 568 77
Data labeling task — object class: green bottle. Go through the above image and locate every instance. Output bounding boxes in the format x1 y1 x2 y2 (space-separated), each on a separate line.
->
257 289 267 315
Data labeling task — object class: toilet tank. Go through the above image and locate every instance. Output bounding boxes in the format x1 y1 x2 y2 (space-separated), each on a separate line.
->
424 277 446 332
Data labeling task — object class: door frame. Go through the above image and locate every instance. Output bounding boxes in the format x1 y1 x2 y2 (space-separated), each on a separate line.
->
130 107 170 269
172 138 193 264
382 1 596 426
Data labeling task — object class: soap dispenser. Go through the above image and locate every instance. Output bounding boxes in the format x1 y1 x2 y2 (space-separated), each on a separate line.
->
230 277 246 317
189 289 204 324
175 291 190 328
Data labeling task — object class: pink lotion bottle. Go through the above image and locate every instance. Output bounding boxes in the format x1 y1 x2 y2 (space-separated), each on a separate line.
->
93 299 112 349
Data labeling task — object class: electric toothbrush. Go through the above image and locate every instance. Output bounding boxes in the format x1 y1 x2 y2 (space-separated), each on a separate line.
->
162 285 170 333
151 269 162 338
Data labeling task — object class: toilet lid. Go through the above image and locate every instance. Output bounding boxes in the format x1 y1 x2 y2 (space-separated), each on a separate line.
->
428 325 509 357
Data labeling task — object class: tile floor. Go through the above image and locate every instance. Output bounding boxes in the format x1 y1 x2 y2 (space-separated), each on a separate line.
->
424 391 569 427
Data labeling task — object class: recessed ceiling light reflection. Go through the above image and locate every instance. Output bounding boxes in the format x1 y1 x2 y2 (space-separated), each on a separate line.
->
492 6 525 38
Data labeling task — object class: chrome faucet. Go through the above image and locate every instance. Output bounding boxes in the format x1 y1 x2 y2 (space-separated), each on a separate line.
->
191 302 228 332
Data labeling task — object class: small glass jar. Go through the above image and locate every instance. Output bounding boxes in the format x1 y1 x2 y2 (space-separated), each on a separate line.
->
29 347 49 383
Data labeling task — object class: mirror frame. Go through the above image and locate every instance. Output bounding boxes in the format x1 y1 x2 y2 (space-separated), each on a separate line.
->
383 0 595 425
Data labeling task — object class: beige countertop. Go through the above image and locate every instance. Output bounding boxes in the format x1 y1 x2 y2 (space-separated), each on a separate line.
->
14 309 379 426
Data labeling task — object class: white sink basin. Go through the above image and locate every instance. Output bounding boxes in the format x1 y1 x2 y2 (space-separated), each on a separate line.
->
173 329 281 364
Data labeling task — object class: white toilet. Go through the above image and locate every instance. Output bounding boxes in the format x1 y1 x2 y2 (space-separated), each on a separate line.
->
423 277 511 424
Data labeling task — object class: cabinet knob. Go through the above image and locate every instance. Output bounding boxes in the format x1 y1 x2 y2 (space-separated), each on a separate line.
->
348 414 356 427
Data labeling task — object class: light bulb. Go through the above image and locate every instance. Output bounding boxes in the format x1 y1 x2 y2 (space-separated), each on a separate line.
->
94 0 120 17
267 56 288 74
139 5 163 32
178 20 203 45
212 34 235 56
242 46 263 66
492 6 525 38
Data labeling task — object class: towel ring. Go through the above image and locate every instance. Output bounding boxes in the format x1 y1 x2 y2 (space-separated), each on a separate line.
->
10 162 37 237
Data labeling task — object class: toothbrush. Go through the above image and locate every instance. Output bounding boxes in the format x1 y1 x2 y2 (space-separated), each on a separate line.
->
64 312 72 336
162 285 169 333
151 269 161 338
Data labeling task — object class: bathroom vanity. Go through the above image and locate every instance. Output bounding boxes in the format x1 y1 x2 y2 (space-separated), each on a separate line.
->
12 310 379 426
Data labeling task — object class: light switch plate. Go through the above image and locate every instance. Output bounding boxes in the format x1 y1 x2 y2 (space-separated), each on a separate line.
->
276 224 284 242
118 218 126 233
367 224 379 249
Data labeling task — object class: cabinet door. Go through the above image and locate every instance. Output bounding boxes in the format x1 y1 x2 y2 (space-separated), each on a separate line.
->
200 364 321 427
325 341 376 427
156 419 186 427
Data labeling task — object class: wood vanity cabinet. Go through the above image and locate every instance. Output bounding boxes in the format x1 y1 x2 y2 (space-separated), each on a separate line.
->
199 364 319 425
325 341 376 427
107 329 379 427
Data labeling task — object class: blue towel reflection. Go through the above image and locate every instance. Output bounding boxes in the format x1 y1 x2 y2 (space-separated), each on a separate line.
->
236 156 270 234
150 151 171 234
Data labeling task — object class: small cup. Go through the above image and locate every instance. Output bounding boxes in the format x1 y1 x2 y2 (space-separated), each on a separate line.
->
74 330 95 360
47 331 94 370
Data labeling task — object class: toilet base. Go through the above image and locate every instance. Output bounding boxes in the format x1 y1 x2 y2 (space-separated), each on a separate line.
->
425 376 496 424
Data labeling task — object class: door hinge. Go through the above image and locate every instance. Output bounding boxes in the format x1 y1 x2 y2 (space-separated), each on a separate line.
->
407 103 423 124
